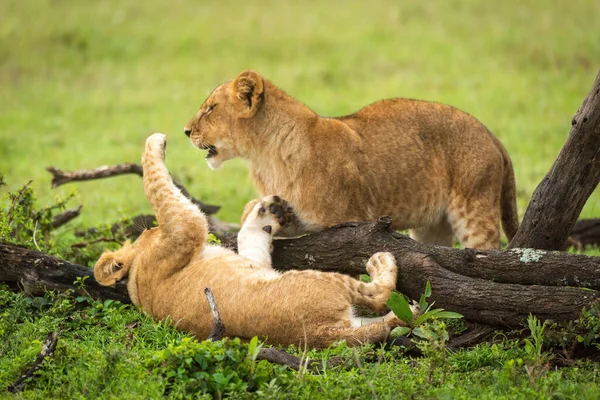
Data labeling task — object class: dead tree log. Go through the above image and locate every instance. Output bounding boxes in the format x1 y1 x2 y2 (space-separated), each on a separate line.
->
510 69 600 250
0 242 129 303
2 217 599 327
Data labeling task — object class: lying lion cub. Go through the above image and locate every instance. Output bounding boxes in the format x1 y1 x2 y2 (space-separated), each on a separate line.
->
94 133 410 348
184 71 519 249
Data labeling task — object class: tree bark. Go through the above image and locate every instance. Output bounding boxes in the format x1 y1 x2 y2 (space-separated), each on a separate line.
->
509 69 600 250
2 217 599 327
0 242 129 303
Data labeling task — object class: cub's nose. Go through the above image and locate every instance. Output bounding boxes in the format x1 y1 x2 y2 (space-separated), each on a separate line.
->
184 128 192 137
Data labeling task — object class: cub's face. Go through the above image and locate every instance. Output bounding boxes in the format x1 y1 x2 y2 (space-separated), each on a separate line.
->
184 83 238 170
184 70 265 170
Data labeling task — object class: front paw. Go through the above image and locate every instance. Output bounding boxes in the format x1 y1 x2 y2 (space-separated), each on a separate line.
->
145 133 167 158
250 195 295 235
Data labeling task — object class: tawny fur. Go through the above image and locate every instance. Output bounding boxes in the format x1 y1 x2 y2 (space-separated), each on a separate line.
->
184 71 519 249
94 134 412 348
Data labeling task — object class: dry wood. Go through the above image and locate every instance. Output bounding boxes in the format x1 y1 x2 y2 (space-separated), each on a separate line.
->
0 242 130 303
46 164 221 216
202 285 331 370
510 69 600 250
204 288 226 341
51 206 82 229
7 332 59 393
2 217 600 328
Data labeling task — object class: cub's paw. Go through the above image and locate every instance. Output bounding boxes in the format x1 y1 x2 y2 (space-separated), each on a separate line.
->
145 133 167 158
250 195 294 235
366 252 397 278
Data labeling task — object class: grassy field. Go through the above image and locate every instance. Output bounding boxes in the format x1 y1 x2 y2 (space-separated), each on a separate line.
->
1 0 598 226
1 0 600 398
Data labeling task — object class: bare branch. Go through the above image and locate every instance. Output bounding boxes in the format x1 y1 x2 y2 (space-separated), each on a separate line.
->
71 237 123 249
51 206 82 229
7 332 59 393
46 164 221 215
204 288 225 341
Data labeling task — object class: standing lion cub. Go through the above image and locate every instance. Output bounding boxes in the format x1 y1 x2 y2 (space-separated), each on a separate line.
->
94 133 411 348
184 71 519 249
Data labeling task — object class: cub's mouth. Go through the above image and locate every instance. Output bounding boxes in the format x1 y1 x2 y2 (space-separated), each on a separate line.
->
198 143 218 159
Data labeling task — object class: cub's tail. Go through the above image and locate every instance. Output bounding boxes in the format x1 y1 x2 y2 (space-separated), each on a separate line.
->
500 147 519 242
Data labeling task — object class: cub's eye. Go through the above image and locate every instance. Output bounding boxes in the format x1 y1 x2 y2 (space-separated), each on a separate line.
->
206 104 216 114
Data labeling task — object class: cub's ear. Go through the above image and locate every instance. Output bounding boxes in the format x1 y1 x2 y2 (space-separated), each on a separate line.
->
93 242 133 286
230 70 264 118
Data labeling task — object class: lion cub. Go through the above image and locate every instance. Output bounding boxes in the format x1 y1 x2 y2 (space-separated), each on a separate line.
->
184 71 519 249
94 134 409 348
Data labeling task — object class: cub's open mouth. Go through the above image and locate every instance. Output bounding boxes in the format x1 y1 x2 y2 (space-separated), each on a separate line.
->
198 143 218 159
206 146 217 159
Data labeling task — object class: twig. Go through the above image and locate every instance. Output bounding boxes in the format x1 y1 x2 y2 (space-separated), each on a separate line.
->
204 288 225 341
71 237 123 249
46 164 221 215
32 221 41 251
51 206 82 229
257 348 316 371
8 332 59 393
201 288 335 371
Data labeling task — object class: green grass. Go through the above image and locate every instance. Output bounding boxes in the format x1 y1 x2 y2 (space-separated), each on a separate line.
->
2 0 600 398
2 289 600 399
1 0 599 226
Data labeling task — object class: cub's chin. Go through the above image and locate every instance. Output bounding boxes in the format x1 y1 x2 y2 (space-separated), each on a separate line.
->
206 156 224 170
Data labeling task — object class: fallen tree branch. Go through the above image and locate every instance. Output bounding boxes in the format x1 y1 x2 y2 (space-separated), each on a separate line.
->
46 164 221 216
71 237 123 249
0 242 130 303
7 331 58 393
2 218 599 327
76 214 238 239
51 206 82 229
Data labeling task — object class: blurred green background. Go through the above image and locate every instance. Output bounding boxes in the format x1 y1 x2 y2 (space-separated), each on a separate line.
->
0 0 598 227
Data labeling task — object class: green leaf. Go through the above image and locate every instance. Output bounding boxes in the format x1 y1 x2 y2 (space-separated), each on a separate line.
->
390 326 412 338
247 336 262 362
424 281 432 297
414 309 444 326
413 327 436 340
387 292 414 325
419 281 432 310
434 311 464 319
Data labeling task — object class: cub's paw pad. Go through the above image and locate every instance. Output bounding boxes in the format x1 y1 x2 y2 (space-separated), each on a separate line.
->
259 195 294 226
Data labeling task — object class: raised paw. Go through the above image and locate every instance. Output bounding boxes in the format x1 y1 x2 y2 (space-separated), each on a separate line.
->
241 195 294 235
145 133 167 158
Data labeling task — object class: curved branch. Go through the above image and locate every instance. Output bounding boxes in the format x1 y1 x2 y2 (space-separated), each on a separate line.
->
46 164 221 216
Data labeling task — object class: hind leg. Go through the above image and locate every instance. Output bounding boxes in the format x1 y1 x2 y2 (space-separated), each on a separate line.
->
447 193 501 249
347 252 398 313
409 215 454 247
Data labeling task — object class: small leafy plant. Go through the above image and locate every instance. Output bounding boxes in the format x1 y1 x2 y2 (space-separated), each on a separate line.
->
386 281 463 339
